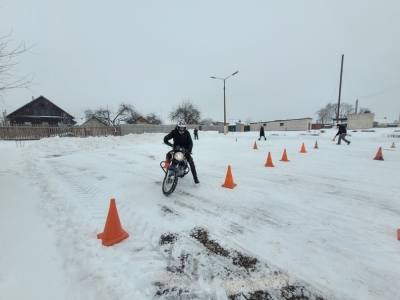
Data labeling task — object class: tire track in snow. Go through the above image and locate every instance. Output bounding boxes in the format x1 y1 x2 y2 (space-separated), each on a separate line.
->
147 171 339 300
24 152 175 298
43 151 242 298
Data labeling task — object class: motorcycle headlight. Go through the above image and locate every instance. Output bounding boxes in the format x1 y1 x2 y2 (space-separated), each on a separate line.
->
174 152 184 161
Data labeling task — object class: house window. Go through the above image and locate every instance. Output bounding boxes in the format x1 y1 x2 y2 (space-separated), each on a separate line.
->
24 122 32 126
280 123 284 126
42 122 49 126
263 124 266 126
40 103 45 108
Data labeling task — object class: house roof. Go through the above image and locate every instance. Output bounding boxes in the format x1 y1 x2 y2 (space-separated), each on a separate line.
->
220 119 243 124
7 95 75 119
136 116 150 123
81 116 109 126
374 117 398 124
250 117 312 124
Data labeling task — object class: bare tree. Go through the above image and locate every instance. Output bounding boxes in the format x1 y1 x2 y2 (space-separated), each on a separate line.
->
146 112 163 124
124 106 142 124
84 107 110 124
199 118 216 126
244 117 252 125
84 103 140 125
316 103 335 124
0 31 36 100
316 102 355 124
358 107 371 114
335 102 354 119
168 99 201 124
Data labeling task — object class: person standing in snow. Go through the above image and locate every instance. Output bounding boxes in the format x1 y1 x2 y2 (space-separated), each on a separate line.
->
194 128 199 140
164 119 199 184
335 123 351 145
258 126 266 140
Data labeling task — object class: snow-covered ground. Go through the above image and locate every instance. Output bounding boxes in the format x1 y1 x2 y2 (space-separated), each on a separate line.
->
1 128 399 300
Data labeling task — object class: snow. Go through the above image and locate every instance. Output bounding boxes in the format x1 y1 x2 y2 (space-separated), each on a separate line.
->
1 128 399 300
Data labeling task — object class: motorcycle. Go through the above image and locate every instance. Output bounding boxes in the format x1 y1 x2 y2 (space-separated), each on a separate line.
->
159 146 190 196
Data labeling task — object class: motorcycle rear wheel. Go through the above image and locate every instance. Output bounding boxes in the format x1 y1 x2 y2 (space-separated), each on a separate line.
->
162 169 178 196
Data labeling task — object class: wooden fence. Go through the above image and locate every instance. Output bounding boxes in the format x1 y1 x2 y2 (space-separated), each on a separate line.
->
0 125 121 140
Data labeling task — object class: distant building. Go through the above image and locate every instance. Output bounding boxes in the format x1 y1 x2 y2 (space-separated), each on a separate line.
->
6 96 76 125
216 119 247 133
250 118 312 131
134 116 151 125
347 112 375 130
373 116 398 128
81 116 109 127
330 117 348 125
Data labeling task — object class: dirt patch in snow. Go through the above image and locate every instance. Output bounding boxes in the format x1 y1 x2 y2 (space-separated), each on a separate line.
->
190 227 258 272
228 285 327 300
154 227 329 300
159 232 177 245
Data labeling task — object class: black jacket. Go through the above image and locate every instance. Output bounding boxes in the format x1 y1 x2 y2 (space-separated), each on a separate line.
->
164 127 194 153
336 125 347 136
260 127 265 136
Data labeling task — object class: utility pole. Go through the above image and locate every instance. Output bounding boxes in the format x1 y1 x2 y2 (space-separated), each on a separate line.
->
2 110 6 125
336 54 344 123
355 99 358 114
211 71 238 134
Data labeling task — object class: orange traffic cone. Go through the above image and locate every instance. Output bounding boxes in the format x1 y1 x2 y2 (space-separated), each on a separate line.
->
391 142 395 148
373 147 384 161
265 152 274 167
300 143 307 153
97 199 129 246
253 141 258 149
314 141 319 149
397 229 400 241
221 165 237 189
280 149 290 162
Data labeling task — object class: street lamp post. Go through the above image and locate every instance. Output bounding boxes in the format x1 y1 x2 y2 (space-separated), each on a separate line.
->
211 71 238 134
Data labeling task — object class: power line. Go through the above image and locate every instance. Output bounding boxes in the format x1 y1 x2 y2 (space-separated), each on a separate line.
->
344 73 358 99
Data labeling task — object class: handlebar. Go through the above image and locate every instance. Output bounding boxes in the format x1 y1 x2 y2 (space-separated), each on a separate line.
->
164 143 192 154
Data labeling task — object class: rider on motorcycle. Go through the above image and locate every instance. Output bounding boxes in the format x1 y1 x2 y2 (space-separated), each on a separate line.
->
164 119 200 184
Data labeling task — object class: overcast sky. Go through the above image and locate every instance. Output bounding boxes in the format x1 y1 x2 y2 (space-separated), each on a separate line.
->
1 0 400 124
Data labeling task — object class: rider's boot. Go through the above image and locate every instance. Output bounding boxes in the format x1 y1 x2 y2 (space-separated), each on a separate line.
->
191 165 199 184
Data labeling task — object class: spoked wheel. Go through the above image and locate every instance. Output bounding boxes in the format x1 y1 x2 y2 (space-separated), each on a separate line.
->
162 169 178 196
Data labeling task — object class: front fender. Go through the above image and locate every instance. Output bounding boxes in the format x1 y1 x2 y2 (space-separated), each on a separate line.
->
168 165 179 173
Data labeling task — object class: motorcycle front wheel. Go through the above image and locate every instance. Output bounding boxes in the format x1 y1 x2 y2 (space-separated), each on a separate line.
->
162 169 178 196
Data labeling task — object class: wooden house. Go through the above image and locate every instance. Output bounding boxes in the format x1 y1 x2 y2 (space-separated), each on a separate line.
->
135 116 151 124
81 116 109 127
6 96 76 125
